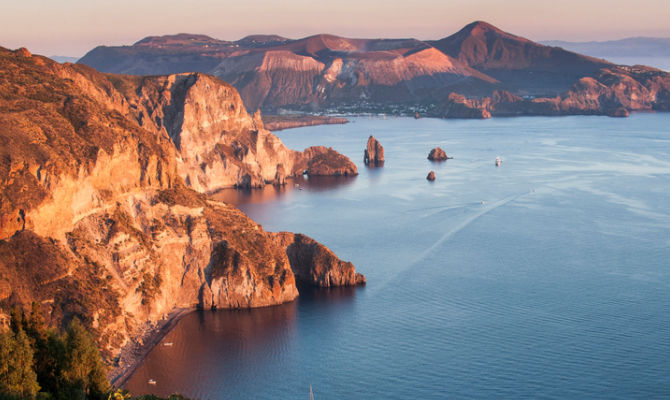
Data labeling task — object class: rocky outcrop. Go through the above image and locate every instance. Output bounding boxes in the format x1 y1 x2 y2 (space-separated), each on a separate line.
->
0 46 363 368
610 107 630 117
300 146 358 176
364 136 385 166
427 171 436 181
274 233 366 287
428 147 448 161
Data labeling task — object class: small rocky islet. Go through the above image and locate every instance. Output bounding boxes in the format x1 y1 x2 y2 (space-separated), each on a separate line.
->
364 135 385 166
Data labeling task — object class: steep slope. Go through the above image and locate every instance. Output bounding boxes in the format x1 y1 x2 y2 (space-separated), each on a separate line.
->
0 47 364 374
430 21 612 95
110 72 356 191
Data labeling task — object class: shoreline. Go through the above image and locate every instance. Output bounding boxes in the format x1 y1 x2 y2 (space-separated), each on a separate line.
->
109 307 195 388
262 115 349 131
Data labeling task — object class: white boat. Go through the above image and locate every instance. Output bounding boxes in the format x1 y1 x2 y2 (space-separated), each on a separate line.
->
495 156 502 166
148 379 157 385
163 342 173 347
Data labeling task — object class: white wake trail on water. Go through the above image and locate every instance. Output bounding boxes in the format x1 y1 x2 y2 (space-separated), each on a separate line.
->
369 191 531 295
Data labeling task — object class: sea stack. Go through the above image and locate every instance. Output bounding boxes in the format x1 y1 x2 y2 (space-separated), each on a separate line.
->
364 135 385 166
609 107 630 118
427 171 436 181
428 147 448 161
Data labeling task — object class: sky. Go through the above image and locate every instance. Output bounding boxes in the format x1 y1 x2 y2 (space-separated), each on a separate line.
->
1 0 669 57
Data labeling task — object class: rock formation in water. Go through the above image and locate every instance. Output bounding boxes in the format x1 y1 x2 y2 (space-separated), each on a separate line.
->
77 21 670 118
427 171 436 181
364 136 385 166
0 47 364 368
428 147 448 161
274 233 366 287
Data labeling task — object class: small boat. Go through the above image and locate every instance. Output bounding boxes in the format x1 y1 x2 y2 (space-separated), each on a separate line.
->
148 379 157 385
163 342 173 347
309 385 314 400
495 156 502 167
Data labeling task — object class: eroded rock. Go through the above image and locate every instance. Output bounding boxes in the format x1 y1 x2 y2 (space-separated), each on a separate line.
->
428 147 448 161
364 135 385 166
274 232 366 287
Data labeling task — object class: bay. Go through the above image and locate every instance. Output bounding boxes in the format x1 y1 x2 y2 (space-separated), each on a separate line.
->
126 114 670 399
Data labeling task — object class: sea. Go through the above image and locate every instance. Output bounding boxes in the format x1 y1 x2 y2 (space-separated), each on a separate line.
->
125 114 670 399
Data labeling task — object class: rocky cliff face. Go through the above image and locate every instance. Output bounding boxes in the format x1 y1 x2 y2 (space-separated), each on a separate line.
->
273 233 366 287
109 72 357 191
0 47 364 368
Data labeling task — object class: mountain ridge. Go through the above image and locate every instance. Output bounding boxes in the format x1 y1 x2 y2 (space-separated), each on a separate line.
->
70 22 670 116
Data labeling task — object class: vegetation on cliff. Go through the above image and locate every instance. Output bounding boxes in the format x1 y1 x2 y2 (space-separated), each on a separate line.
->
1 303 108 399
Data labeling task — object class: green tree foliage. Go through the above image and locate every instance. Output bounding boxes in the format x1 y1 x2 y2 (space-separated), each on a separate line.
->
59 318 110 400
0 329 41 399
2 307 182 400
9 306 24 335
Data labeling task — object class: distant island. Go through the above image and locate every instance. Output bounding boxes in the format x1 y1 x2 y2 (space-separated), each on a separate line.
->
78 21 670 118
541 37 670 58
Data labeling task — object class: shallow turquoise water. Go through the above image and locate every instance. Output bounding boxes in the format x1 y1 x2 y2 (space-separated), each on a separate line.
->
126 114 670 399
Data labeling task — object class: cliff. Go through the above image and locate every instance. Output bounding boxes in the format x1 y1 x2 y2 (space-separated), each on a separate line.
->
0 46 364 371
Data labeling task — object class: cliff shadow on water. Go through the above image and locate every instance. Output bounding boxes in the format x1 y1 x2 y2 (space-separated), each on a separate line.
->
211 174 357 206
124 284 361 397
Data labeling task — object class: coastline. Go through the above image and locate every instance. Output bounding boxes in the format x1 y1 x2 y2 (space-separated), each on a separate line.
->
109 307 195 388
262 115 349 131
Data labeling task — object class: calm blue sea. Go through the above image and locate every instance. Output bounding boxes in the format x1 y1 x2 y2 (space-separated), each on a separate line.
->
125 114 670 399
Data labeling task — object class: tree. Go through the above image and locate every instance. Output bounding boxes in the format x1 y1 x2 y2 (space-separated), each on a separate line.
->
9 305 24 335
25 302 46 341
0 329 40 399
61 319 109 400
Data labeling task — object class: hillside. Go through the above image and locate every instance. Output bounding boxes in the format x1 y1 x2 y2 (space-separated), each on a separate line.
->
429 21 612 95
77 21 670 118
0 46 363 381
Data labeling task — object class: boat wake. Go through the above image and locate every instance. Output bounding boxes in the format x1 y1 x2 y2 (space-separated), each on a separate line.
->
371 191 531 294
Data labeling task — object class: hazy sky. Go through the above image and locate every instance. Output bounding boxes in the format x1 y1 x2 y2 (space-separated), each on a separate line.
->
2 0 669 57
